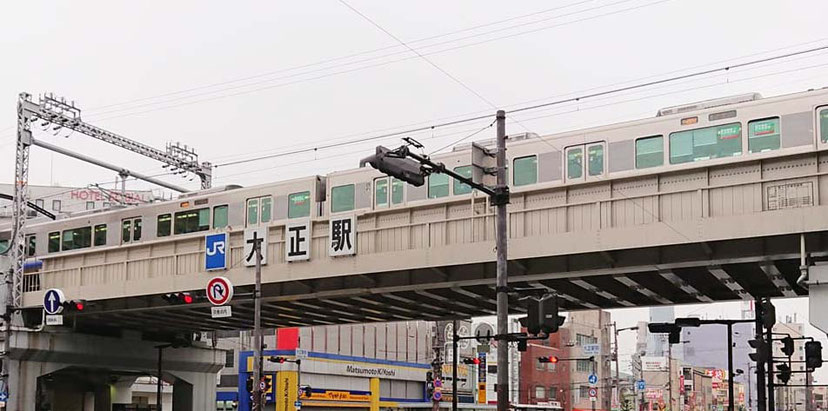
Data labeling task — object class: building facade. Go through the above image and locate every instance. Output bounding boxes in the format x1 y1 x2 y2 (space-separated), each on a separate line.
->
0 183 155 219
773 320 807 411
518 328 570 409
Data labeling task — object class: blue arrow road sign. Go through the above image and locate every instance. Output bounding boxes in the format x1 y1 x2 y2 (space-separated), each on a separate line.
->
205 233 228 271
0 391 8 401
588 373 598 385
637 379 646 391
43 289 64 315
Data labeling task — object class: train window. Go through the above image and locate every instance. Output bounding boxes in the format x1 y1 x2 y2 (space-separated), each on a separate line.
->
26 234 36 257
391 178 404 205
133 219 142 241
122 220 132 243
246 198 259 225
748 117 780 153
174 208 210 235
260 197 272 223
375 178 389 208
213 205 229 229
48 232 60 253
52 200 61 213
669 122 742 164
566 147 584 179
454 166 473 194
587 143 604 176
94 224 107 246
635 135 664 169
513 156 538 186
157 214 172 237
62 227 92 251
331 184 355 213
820 108 828 143
428 174 449 198
288 191 311 218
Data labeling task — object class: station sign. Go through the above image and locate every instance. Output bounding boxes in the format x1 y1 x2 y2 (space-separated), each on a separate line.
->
244 227 268 267
328 215 356 257
286 219 311 262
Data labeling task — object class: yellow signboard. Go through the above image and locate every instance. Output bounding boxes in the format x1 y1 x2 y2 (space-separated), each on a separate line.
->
307 390 371 402
478 383 486 403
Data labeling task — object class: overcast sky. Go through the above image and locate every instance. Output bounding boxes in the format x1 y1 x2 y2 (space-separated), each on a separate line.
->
2 0 828 379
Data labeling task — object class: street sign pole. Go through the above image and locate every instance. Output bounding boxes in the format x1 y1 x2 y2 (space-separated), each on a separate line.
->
452 319 458 411
252 238 263 411
494 110 510 411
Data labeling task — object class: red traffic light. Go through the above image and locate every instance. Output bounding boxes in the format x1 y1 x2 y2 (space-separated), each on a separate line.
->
548 356 558 363
62 299 87 312
462 358 481 365
268 356 287 364
183 294 194 304
163 292 194 305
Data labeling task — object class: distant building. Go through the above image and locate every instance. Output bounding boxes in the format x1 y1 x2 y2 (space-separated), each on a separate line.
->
518 327 570 409
681 367 713 411
681 322 755 410
773 320 808 410
0 183 155 220
647 307 675 358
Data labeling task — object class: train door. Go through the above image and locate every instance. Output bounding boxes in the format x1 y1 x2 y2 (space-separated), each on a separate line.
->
373 177 404 209
565 141 606 183
121 217 142 244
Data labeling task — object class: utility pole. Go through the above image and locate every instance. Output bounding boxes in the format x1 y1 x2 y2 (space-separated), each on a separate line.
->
727 323 734 411
252 238 264 411
766 313 775 410
494 110 510 411
452 319 459 411
667 343 672 411
613 323 620 411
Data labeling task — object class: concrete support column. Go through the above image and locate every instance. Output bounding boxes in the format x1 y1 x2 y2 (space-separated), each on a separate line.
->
111 377 137 405
370 377 380 411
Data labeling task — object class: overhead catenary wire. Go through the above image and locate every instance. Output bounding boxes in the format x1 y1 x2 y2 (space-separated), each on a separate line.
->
210 44 828 170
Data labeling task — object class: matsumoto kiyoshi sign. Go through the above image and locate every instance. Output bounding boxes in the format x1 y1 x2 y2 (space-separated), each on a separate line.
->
345 364 397 377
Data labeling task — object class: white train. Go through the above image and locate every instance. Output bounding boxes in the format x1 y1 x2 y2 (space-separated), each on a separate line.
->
2 87 828 260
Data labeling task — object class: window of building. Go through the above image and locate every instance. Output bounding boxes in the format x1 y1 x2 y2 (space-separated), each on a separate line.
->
25 235 36 257
35 199 44 209
331 184 355 213
225 350 234 367
62 227 92 251
579 386 590 399
587 143 605 176
576 359 592 372
428 174 449 198
635 135 664 169
513 155 538 186
213 205 228 229
174 208 210 235
157 214 172 237
391 178 404 205
534 386 546 399
547 362 556 372
48 232 60 253
748 117 781 153
375 178 389 208
549 387 558 401
288 191 311 218
52 200 61 212
454 165 473 194
94 224 107 246
821 108 828 143
567 147 584 180
576 333 598 346
102 202 110 208
669 122 742 164
536 360 545 370
86 201 95 210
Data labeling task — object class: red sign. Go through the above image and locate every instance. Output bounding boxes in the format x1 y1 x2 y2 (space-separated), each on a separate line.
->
206 276 233 305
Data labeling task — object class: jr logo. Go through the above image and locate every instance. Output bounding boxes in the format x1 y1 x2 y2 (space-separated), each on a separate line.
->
207 240 225 256
205 233 228 271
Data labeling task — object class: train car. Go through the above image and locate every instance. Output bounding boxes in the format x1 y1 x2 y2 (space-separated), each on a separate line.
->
3 87 828 271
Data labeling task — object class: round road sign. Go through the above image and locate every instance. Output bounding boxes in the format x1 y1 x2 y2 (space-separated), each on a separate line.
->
43 289 65 315
206 277 234 306
588 388 597 398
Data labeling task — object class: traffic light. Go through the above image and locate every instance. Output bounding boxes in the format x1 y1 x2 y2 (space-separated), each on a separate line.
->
760 299 776 330
781 336 795 357
776 363 792 384
426 371 434 400
268 356 287 363
162 292 194 305
806 341 823 369
360 146 426 187
537 356 559 364
61 299 87 312
522 298 541 335
517 339 528 352
749 338 769 363
539 295 565 334
462 357 481 365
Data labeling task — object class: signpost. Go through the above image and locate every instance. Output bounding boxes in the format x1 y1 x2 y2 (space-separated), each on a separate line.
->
207 276 233 318
588 387 597 402
588 373 598 385
582 343 601 356
637 380 646 391
43 288 65 325
205 233 228 271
